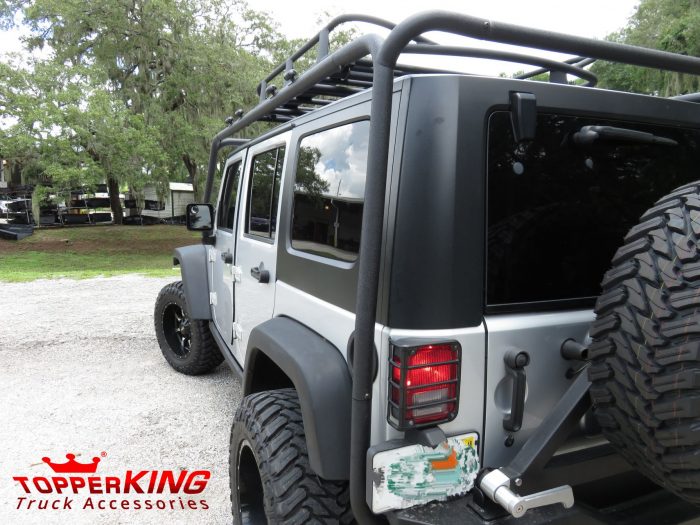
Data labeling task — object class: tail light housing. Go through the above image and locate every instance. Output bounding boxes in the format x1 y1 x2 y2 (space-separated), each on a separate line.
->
388 341 461 430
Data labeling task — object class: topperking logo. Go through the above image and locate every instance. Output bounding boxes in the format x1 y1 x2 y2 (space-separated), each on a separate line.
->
12 452 211 512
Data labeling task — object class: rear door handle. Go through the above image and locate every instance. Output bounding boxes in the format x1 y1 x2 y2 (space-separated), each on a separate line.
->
503 350 530 432
250 263 270 284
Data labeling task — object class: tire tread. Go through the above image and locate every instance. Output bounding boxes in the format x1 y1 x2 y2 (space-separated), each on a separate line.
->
230 389 353 524
154 281 223 375
590 184 700 505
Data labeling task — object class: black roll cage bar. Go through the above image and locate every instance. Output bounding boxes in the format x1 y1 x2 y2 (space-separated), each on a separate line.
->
202 11 700 522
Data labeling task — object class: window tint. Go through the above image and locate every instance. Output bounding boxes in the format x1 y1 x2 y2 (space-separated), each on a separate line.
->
218 161 241 230
246 147 285 240
487 111 700 306
291 121 370 261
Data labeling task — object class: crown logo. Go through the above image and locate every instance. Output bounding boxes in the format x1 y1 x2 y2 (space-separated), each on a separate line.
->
42 454 100 474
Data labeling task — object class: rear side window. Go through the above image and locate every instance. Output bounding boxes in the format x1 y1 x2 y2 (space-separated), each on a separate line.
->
291 120 370 261
487 111 700 306
246 147 285 240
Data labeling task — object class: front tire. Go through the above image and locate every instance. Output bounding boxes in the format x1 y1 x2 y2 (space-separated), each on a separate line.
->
154 281 223 375
229 388 352 524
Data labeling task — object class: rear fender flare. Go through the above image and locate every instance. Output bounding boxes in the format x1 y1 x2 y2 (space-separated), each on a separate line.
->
244 317 352 480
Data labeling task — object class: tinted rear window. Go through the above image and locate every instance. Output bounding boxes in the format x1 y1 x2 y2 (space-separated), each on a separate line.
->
487 111 700 306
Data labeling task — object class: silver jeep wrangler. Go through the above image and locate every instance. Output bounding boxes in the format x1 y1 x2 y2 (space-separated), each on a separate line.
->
155 10 700 524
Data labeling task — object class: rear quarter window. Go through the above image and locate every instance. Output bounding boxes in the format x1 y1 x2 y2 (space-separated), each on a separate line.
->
291 120 370 262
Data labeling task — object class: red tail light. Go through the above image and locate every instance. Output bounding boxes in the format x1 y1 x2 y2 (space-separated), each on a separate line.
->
388 341 461 430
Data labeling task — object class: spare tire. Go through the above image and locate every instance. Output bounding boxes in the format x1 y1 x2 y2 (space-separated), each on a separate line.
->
589 181 700 505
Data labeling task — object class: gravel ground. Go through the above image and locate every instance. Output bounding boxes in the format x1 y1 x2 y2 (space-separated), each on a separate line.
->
0 275 241 524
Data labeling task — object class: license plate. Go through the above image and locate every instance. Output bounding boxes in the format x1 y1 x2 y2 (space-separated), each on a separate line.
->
370 433 479 514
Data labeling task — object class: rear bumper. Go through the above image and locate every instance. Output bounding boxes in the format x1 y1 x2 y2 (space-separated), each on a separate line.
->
388 483 699 525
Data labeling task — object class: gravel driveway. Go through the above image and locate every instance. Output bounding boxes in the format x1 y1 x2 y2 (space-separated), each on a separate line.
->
0 275 241 524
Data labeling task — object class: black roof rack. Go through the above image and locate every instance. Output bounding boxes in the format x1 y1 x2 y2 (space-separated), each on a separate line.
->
204 9 700 199
205 10 700 197
205 10 700 202
246 14 602 124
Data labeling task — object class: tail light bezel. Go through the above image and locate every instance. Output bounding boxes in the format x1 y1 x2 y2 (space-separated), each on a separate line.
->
387 339 461 431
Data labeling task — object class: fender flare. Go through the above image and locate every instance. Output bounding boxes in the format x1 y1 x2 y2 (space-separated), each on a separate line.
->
244 317 352 480
173 245 211 320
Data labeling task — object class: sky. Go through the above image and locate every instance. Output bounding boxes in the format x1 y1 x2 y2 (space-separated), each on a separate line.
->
2 0 640 73
254 0 639 41
251 0 641 75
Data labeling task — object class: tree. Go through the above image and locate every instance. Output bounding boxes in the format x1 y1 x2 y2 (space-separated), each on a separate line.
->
148 11 274 195
75 90 165 224
1 0 287 216
593 0 700 96
1 59 101 191
0 57 164 223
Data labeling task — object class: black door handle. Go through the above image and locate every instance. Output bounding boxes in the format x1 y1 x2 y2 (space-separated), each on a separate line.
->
503 350 530 432
221 251 233 264
251 263 270 283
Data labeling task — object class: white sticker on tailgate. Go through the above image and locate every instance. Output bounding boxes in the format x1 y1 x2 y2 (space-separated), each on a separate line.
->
370 432 479 514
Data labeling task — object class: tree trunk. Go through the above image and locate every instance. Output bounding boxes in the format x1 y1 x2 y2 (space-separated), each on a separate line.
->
107 177 124 225
31 188 41 226
182 154 198 200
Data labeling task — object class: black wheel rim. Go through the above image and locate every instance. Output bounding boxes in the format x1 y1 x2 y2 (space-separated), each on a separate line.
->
238 441 266 525
162 303 191 358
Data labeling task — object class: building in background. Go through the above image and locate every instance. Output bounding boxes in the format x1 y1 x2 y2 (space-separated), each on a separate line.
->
125 182 195 224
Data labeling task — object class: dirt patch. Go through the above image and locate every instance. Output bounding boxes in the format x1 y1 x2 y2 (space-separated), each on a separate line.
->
0 275 240 524
0 225 199 254
2 237 181 254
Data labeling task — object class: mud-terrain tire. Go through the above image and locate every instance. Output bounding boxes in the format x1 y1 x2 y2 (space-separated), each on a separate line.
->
229 388 352 524
154 281 223 375
589 181 700 505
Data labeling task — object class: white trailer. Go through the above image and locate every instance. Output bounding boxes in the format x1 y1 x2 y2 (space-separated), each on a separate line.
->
139 182 195 221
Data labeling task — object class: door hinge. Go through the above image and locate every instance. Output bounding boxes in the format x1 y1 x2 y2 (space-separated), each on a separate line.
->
233 322 243 340
208 248 216 263
209 292 217 306
232 266 242 283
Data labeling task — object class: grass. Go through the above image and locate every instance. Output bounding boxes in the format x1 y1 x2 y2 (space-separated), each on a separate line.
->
0 225 200 282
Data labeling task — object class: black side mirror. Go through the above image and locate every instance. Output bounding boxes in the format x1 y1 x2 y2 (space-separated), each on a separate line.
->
186 203 214 231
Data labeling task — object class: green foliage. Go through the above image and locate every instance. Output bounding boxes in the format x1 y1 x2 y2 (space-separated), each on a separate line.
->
0 58 163 197
593 0 700 96
267 13 358 91
0 225 199 282
1 59 98 188
0 0 295 203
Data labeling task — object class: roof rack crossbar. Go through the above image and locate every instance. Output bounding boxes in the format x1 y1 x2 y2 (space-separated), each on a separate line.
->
259 14 437 95
405 44 598 85
376 12 700 75
516 56 597 83
353 59 459 77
